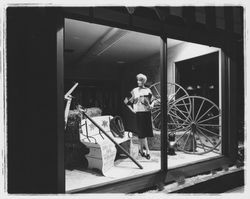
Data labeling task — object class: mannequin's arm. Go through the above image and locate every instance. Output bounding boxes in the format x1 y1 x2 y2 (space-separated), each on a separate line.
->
124 97 136 114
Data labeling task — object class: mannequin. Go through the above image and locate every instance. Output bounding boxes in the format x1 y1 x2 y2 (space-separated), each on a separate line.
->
124 73 155 159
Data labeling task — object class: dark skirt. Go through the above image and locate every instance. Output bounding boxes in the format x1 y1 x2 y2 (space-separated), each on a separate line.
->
136 111 154 139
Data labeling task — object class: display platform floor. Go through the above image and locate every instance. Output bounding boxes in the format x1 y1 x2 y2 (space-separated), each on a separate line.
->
66 150 219 192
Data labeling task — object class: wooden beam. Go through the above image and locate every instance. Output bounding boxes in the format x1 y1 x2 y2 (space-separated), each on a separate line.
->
165 156 232 184
205 7 216 32
153 7 165 21
126 7 136 15
67 156 233 193
171 168 244 193
63 6 242 48
183 7 195 26
67 171 161 193
155 7 169 21
73 27 129 67
195 7 206 25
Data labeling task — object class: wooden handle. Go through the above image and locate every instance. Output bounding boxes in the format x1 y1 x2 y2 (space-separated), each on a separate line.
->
64 82 79 99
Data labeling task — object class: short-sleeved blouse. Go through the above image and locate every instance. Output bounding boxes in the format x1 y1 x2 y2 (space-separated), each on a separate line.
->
129 87 153 112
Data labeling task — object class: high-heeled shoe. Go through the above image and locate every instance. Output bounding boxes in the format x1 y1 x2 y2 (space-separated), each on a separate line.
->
139 150 145 157
145 154 151 160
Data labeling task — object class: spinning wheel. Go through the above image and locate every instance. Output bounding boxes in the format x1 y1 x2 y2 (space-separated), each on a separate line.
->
168 96 222 155
149 82 190 131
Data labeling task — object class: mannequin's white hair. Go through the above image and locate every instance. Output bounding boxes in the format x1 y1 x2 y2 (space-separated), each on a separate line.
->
136 73 147 84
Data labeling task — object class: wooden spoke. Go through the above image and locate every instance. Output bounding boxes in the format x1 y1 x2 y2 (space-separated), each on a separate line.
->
198 124 221 127
194 99 205 122
197 144 220 151
168 122 190 132
168 111 190 125
167 122 189 128
153 85 160 97
192 133 195 153
195 130 207 152
168 114 188 125
153 105 161 109
172 102 191 107
152 111 161 121
192 97 195 120
172 99 191 119
197 125 221 138
171 104 192 123
182 131 192 151
168 87 181 101
175 127 191 143
196 144 221 154
170 106 189 114
168 114 177 125
196 128 217 147
152 108 161 114
183 99 191 117
197 114 221 124
196 105 215 123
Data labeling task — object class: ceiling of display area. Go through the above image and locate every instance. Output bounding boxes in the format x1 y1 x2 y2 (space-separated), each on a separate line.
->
64 18 183 68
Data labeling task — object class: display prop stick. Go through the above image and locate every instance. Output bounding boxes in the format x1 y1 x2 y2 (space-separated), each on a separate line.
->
64 82 79 129
65 82 79 99
80 108 143 170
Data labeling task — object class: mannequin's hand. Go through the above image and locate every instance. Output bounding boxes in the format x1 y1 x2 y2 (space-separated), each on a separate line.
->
124 97 129 104
126 104 136 114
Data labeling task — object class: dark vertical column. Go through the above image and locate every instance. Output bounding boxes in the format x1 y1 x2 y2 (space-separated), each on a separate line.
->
226 46 240 161
7 7 64 193
221 32 243 161
224 7 239 161
235 9 244 143
56 10 65 193
160 36 168 172
221 51 229 156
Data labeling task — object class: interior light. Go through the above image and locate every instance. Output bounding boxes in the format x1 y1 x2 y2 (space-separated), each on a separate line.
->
187 86 194 90
117 61 125 64
209 85 215 89
197 85 201 89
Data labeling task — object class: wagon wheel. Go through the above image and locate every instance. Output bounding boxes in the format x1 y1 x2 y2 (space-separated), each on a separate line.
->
169 96 222 155
149 82 190 131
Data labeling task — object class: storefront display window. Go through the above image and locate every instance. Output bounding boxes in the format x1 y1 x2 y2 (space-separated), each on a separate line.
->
64 19 162 191
165 40 222 168
64 17 227 191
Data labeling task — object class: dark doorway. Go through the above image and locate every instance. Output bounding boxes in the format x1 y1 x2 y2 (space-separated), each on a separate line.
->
175 52 219 105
